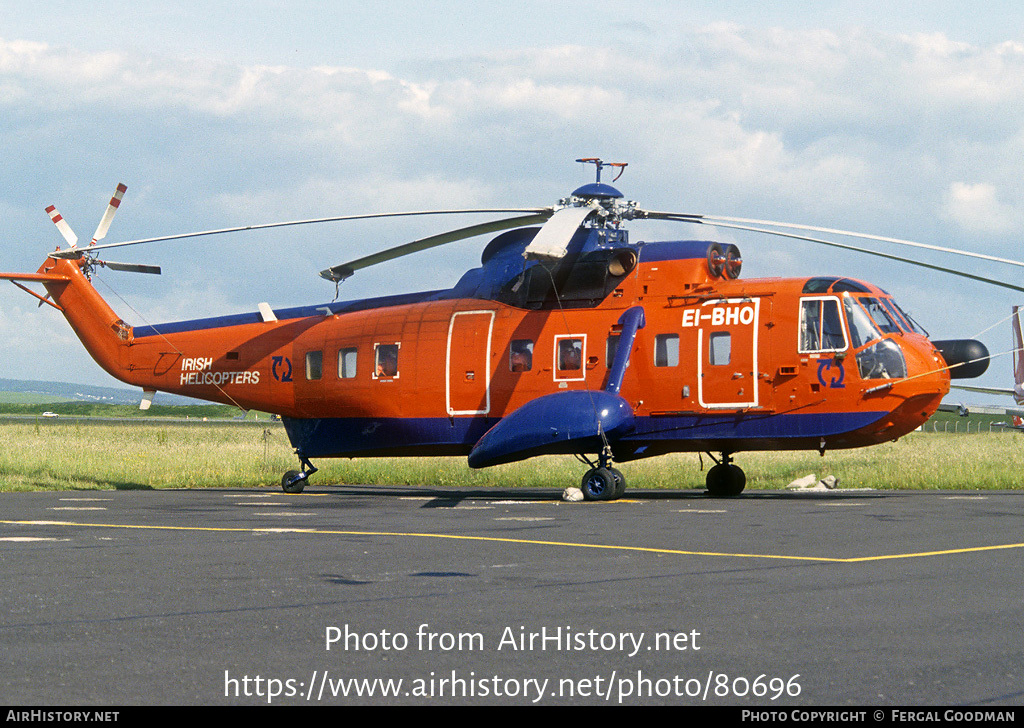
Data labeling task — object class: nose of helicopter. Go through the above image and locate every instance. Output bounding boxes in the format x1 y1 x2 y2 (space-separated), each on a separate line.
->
852 334 954 444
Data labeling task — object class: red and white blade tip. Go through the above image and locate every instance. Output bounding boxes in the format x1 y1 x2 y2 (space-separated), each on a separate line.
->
91 183 128 245
45 205 78 248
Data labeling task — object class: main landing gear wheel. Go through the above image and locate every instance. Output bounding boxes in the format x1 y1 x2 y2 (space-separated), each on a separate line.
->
704 451 745 497
581 467 623 501
608 467 627 499
705 463 746 497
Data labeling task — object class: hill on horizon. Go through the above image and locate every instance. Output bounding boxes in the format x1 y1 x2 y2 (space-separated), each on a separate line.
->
0 378 208 407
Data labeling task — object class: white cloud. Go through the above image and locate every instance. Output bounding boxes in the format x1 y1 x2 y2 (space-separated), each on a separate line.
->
3 25 1024 386
943 182 1019 235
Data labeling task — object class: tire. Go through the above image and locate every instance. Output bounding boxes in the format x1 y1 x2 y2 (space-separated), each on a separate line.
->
282 469 306 494
608 467 627 499
706 463 746 497
580 468 617 501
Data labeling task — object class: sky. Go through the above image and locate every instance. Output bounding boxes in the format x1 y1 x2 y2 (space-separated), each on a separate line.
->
2 1 1024 406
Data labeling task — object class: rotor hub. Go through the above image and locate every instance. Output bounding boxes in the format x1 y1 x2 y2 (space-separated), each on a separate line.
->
570 182 623 200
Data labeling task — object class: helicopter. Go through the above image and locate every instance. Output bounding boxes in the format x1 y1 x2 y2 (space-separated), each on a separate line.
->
939 305 1024 422
949 306 1024 404
0 158 1005 499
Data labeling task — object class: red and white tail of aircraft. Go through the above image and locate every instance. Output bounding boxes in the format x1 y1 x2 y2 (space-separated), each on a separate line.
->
947 306 1024 417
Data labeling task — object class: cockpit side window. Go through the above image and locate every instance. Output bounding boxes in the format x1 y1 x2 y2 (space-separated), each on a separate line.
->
799 297 847 353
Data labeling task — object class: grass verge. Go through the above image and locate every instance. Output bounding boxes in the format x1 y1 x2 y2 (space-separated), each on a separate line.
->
0 420 1021 492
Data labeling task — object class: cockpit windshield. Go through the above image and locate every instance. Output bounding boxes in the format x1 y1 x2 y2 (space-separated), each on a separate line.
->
886 298 928 336
843 296 883 349
859 297 902 335
799 292 910 380
843 295 908 379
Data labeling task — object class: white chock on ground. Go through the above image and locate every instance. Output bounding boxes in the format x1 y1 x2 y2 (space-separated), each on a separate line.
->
818 474 839 489
787 474 819 490
786 473 841 491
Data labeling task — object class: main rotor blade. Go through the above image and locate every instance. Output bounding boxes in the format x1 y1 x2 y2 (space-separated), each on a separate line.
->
660 216 1024 294
643 210 1024 271
49 207 551 259
320 212 552 283
100 260 161 275
950 384 1016 396
522 206 597 259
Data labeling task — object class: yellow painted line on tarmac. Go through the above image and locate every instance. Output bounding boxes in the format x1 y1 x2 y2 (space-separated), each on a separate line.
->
2 519 1023 564
841 542 1024 562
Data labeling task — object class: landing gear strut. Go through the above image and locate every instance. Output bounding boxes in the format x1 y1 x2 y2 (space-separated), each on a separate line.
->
578 447 626 501
282 457 318 494
705 452 746 497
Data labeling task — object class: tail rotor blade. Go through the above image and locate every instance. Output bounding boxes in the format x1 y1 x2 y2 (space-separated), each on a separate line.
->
91 183 127 245
45 205 79 248
101 260 161 275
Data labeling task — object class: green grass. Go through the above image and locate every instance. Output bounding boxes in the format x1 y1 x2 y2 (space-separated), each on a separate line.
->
0 392 79 405
0 402 244 419
0 419 1021 492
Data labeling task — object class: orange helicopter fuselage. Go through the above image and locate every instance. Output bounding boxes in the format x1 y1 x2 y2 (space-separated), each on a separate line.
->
32 235 950 465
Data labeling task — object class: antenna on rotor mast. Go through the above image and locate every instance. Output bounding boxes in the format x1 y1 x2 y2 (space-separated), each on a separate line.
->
576 157 628 184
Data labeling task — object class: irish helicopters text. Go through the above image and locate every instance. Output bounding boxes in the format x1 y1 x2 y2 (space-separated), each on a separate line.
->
1 159 1001 498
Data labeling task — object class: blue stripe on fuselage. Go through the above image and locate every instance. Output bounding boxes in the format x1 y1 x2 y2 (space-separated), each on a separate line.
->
282 410 887 459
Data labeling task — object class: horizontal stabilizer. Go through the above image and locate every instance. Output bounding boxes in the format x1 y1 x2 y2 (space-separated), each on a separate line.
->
0 272 70 282
468 390 634 468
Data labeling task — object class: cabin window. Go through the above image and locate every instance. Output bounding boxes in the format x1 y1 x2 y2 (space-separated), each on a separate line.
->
374 343 399 378
654 334 679 367
606 335 620 367
557 338 583 371
709 332 731 365
554 335 586 381
305 350 323 380
509 340 534 372
799 297 847 353
338 347 357 379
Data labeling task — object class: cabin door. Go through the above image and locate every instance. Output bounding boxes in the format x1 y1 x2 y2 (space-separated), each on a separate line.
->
695 297 767 409
446 310 495 416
